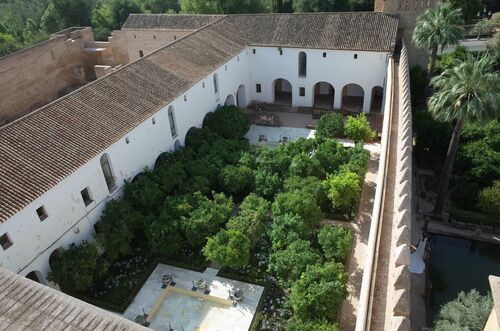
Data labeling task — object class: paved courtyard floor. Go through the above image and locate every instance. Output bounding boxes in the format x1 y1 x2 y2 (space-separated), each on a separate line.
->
123 264 264 331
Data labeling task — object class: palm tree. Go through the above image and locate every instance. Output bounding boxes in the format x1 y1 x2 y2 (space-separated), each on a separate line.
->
429 53 499 215
412 3 463 95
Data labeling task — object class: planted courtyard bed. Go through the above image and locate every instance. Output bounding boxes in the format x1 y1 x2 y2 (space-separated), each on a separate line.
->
49 106 372 330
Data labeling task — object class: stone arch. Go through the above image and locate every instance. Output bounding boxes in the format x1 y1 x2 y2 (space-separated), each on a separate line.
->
184 126 199 148
25 271 44 284
273 78 292 106
313 82 335 109
236 84 246 107
131 172 145 184
48 248 61 270
154 152 170 171
371 86 384 113
224 94 235 106
341 83 365 112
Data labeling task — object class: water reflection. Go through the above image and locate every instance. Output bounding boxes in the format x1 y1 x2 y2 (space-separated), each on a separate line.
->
429 234 500 322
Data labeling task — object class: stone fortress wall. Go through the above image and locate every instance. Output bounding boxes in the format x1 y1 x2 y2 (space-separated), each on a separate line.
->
389 43 413 330
375 0 440 66
0 27 117 126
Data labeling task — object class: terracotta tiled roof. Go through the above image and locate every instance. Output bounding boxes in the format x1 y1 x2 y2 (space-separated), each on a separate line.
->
0 13 397 223
122 13 224 30
0 268 147 330
227 12 398 52
0 18 247 223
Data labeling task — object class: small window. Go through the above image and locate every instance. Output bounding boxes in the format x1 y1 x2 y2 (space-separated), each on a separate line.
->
354 54 358 59
81 187 93 207
184 95 187 101
256 84 262 93
225 65 227 71
125 137 130 144
36 206 48 221
0 233 13 250
323 52 327 58
298 52 307 77
134 34 136 39
213 74 219 94
168 106 177 138
153 35 156 39
299 87 305 96
252 49 256 54
139 50 144 58
152 117 156 125
237 56 240 62
174 35 177 40
202 81 205 88
279 49 283 55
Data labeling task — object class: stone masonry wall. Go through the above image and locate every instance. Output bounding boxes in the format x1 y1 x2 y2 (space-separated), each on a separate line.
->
0 28 96 126
389 44 413 330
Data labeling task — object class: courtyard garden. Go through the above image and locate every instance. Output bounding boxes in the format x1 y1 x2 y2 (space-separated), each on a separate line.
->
48 106 373 330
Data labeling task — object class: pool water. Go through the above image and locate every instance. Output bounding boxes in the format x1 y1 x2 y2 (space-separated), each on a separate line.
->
150 291 229 331
429 234 500 322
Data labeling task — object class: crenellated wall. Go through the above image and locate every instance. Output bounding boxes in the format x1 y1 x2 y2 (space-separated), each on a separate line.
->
389 44 413 330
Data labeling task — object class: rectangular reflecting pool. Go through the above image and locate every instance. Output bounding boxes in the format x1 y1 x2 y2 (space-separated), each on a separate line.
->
429 234 500 322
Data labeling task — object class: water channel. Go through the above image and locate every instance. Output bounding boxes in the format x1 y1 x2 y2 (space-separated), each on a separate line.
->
429 234 500 322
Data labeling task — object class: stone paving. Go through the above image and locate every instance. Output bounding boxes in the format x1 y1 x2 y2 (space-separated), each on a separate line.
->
338 156 380 330
123 264 264 331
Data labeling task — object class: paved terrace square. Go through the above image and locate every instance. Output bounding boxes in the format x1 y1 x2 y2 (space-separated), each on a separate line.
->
123 264 264 331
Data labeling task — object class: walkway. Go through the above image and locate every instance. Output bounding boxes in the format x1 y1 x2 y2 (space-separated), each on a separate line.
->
369 62 400 331
339 156 380 330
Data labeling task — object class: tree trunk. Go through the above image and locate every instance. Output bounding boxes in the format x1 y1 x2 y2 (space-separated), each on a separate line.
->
425 45 438 96
432 119 464 215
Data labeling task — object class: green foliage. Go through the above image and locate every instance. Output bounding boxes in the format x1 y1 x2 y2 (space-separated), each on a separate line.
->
269 214 310 250
478 182 500 222
410 65 427 106
448 207 496 225
413 108 453 168
435 46 469 75
203 229 250 268
289 152 323 178
412 3 463 53
144 0 180 13
182 192 233 250
254 168 282 199
123 170 164 213
326 171 361 214
289 262 348 321
48 241 108 291
286 320 339 331
227 193 270 242
293 0 349 12
432 289 492 331
450 179 480 210
318 225 352 263
344 113 375 143
284 176 329 211
315 113 344 140
95 199 141 260
454 121 500 188
315 139 348 175
429 54 499 124
0 32 21 56
268 240 321 287
272 190 323 231
145 209 183 256
203 106 251 139
444 0 481 20
40 2 63 33
180 0 268 14
343 144 370 178
220 165 254 200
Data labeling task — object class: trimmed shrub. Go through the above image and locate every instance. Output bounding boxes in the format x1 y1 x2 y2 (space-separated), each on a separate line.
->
326 171 361 214
220 165 254 200
272 191 323 230
318 225 352 263
345 113 375 143
477 181 500 222
203 106 250 139
315 113 344 139
203 229 250 269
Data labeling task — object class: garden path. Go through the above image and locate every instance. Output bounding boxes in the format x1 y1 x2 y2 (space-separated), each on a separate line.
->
338 156 379 330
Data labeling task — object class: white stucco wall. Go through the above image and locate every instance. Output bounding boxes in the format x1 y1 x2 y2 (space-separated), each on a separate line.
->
248 47 390 112
0 45 390 284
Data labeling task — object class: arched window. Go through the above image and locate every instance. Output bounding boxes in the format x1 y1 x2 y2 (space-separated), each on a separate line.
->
298 52 307 77
168 106 177 138
213 73 219 94
100 154 116 193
